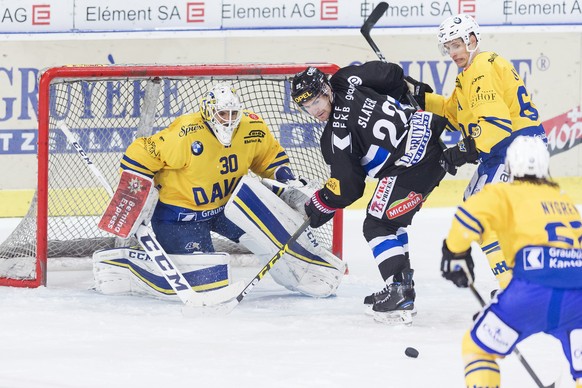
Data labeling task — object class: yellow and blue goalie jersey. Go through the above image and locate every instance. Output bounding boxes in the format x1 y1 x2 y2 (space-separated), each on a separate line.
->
426 52 544 157
120 110 289 213
446 181 582 288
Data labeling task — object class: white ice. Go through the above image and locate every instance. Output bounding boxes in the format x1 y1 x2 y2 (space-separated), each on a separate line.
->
0 209 574 388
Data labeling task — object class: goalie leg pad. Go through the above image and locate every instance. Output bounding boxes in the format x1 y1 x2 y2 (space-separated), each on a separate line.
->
226 175 345 297
93 248 231 300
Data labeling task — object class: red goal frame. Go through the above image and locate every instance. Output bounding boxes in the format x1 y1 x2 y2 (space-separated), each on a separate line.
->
11 63 343 288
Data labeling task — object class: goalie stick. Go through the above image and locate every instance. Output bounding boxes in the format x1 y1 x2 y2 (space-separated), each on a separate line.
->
58 122 241 307
204 218 312 315
360 2 421 110
469 284 555 388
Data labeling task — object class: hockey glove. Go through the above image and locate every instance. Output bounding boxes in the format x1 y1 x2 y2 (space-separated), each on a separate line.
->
441 240 475 288
274 165 298 183
404 76 434 110
305 190 336 228
439 158 458 176
441 136 479 169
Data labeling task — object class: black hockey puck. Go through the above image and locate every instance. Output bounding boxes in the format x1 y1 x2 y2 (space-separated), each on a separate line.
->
405 347 419 358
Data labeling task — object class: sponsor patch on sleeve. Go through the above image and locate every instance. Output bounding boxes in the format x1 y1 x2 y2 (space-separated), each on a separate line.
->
325 178 341 196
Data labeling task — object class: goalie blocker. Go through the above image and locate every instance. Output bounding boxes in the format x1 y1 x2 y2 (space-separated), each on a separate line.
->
97 170 159 239
226 175 345 298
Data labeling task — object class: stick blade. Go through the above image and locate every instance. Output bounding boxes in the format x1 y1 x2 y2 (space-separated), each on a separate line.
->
184 280 245 307
361 2 389 34
182 298 239 318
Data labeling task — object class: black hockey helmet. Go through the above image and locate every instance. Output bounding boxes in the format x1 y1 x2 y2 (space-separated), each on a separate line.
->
291 67 330 106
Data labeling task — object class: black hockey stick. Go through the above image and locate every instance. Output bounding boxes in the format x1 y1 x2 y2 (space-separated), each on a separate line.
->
211 218 312 314
360 2 421 110
469 284 555 388
360 2 389 63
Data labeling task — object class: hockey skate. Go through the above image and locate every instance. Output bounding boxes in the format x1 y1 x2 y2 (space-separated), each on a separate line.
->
369 270 416 325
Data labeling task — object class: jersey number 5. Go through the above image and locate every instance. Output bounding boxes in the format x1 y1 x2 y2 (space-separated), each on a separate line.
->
516 86 539 121
545 221 582 247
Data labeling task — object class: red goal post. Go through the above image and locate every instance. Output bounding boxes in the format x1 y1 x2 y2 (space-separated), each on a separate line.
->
0 63 343 288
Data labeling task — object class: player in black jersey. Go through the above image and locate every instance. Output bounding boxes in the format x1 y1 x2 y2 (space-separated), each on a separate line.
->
292 62 478 324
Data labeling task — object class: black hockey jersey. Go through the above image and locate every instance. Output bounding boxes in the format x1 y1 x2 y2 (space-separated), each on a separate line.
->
318 61 447 209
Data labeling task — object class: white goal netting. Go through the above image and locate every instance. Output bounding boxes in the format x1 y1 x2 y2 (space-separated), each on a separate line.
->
0 64 342 287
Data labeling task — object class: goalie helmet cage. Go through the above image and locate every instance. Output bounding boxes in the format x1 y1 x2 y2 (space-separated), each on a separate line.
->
0 63 344 288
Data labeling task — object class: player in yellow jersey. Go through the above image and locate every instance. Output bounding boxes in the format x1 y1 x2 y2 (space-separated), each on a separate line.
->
120 82 295 254
441 136 582 388
407 14 547 289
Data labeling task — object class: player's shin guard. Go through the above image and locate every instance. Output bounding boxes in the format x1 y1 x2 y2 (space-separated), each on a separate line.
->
462 331 501 388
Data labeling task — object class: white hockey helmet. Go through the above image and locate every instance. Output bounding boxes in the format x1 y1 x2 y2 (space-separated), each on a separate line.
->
437 14 481 56
200 82 243 146
505 136 550 180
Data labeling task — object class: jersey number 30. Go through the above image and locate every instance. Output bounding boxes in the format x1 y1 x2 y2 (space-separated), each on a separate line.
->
219 155 239 174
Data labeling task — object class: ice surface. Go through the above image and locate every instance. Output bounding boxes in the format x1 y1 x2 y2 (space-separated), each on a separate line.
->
0 209 573 388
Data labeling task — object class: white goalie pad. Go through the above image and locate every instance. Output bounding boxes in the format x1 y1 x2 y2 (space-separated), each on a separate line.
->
93 248 231 300
225 175 345 297
98 170 159 239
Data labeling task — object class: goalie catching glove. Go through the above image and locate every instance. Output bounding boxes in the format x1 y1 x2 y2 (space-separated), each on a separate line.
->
441 240 475 288
263 166 319 216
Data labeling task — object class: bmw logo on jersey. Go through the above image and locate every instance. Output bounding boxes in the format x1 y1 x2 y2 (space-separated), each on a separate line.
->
191 141 204 155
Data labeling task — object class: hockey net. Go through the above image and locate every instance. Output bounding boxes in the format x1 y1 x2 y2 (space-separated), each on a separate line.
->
0 64 343 288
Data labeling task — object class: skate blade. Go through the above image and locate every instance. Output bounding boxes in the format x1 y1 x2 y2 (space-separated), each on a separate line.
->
366 304 417 318
372 310 413 326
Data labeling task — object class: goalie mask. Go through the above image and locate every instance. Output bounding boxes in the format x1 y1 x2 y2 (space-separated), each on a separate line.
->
200 82 243 146
291 67 333 121
437 14 481 56
505 136 550 180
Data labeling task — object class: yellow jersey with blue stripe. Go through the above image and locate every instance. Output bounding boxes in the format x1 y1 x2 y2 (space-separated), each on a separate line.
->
120 110 289 211
426 52 543 156
446 181 582 287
